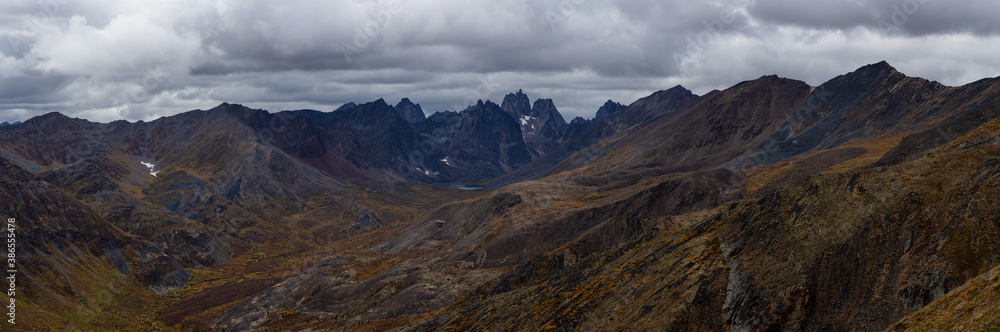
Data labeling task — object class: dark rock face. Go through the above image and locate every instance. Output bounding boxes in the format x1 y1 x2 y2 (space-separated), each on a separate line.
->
501 90 569 157
600 85 699 137
394 98 427 124
593 100 625 122
334 102 358 112
528 99 567 139
291 99 442 181
417 100 533 181
500 89 532 118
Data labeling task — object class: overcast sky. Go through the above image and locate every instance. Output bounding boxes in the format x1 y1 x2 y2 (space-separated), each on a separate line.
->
1 0 999 123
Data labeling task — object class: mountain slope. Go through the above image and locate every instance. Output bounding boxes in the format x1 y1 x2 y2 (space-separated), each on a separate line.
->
727 61 1000 169
413 104 1000 331
0 156 189 330
562 75 813 189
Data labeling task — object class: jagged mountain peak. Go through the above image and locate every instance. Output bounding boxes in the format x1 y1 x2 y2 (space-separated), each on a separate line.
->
350 99 407 121
595 100 626 121
517 97 568 157
394 97 426 124
209 102 252 111
335 102 358 112
755 74 784 81
206 103 279 129
840 60 907 84
414 96 532 181
30 111 72 121
506 89 528 99
531 98 562 118
469 99 503 110
665 84 691 93
501 89 532 118
606 85 698 130
867 60 895 71
20 112 88 129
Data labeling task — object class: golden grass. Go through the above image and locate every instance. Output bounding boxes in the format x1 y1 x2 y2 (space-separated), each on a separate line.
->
822 132 910 173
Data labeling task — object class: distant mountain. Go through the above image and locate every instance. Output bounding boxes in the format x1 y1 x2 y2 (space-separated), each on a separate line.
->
289 99 441 181
487 85 699 187
394 97 426 124
0 121 20 127
501 90 568 157
593 100 625 121
416 100 533 181
500 89 531 117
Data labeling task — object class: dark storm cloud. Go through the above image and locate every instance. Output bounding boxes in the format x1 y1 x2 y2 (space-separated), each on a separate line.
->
750 0 875 30
0 74 70 102
751 0 1000 36
0 0 998 123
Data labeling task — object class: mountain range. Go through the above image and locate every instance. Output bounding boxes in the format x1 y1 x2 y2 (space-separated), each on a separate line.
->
4 61 1000 330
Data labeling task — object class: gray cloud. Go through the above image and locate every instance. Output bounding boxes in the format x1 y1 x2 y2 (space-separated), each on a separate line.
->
0 0 999 123
751 0 1000 36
